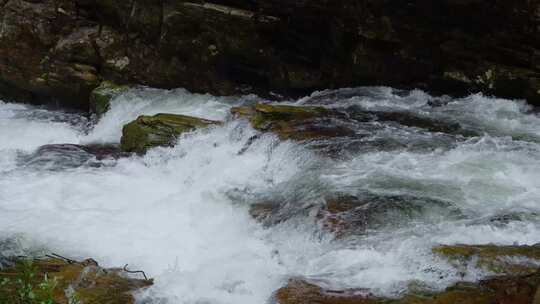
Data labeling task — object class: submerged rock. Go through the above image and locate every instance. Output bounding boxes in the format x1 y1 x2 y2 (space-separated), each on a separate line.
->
319 193 463 237
276 271 540 304
233 103 473 157
20 144 127 170
121 113 220 153
89 81 130 117
433 244 540 276
249 191 463 236
0 257 152 304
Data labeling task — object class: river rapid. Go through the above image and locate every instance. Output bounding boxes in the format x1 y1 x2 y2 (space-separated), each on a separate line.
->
1 87 539 303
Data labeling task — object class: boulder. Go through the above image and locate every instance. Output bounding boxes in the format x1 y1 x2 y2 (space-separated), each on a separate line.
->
248 192 463 237
433 244 540 276
89 81 130 117
232 104 355 141
0 257 152 304
319 193 463 237
120 113 220 153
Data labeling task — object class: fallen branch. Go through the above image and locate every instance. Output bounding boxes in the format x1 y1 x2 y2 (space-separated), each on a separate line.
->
123 264 148 280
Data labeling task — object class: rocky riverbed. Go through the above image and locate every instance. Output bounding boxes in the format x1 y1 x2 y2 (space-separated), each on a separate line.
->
1 87 540 303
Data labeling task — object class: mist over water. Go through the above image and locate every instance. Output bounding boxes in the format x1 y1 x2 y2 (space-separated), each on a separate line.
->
1 87 540 303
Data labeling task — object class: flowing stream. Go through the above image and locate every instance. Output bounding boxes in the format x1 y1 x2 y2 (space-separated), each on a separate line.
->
1 87 540 303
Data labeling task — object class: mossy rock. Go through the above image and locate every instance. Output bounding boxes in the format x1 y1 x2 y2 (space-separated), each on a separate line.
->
231 104 354 141
276 271 540 304
89 81 130 117
433 244 540 275
121 113 221 154
0 257 152 304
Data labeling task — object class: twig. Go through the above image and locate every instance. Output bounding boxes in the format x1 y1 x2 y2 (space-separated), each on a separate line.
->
123 264 148 280
47 253 78 264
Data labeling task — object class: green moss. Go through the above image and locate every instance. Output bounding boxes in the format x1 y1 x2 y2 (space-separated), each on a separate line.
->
230 104 355 141
121 113 221 154
251 104 328 131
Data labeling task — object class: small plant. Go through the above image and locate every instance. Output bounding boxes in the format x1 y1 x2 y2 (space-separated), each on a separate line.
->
0 259 58 304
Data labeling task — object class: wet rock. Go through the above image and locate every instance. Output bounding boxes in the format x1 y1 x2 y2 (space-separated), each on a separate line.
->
276 271 540 304
121 113 221 154
0 257 152 304
275 279 381 304
474 212 540 228
232 104 355 141
433 244 540 276
89 81 130 117
20 144 126 170
318 193 463 237
233 103 473 157
249 192 462 237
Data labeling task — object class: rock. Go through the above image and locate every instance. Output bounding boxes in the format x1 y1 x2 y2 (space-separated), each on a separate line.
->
276 271 540 304
232 104 355 141
233 103 475 151
0 257 152 304
0 0 101 109
248 192 462 237
120 113 221 153
275 279 381 304
319 193 463 237
89 81 130 117
1 1 539 107
433 244 540 276
20 144 128 170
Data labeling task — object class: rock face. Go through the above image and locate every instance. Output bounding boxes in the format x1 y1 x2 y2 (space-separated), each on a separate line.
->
0 257 152 304
1 0 539 108
434 244 540 276
121 113 220 153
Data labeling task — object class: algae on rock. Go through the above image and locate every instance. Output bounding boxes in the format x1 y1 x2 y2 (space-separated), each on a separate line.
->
231 104 354 141
121 113 220 154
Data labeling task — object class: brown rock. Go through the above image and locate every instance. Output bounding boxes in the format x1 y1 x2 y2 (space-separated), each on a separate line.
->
276 271 540 304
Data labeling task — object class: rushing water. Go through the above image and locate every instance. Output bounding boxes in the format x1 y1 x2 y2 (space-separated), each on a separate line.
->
1 87 540 303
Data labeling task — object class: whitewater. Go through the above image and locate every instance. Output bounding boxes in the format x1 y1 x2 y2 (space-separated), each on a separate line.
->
1 87 540 303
